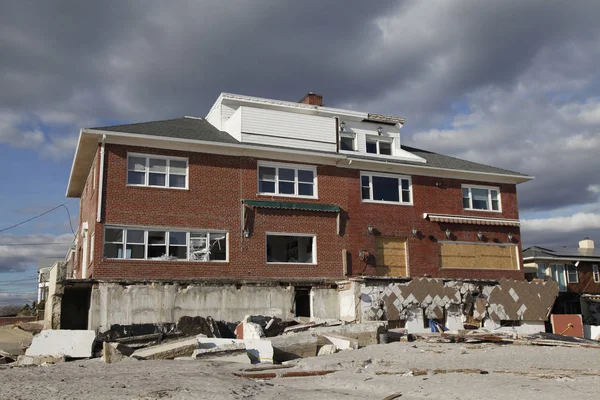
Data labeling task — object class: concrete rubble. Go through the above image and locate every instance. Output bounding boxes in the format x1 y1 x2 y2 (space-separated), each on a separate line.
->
131 337 200 360
25 330 96 358
102 342 134 364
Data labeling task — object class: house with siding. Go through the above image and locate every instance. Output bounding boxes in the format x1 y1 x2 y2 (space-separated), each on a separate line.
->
56 92 557 332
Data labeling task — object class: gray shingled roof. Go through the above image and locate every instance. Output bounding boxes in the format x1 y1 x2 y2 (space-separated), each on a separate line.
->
523 246 600 259
91 117 240 144
90 118 527 177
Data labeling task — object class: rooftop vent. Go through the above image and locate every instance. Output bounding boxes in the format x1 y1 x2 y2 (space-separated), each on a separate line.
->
299 92 323 106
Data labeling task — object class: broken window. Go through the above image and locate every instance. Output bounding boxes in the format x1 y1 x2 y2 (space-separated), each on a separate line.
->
258 162 316 198
103 227 227 261
340 134 355 151
594 265 600 283
360 172 412 204
127 153 188 189
267 234 315 264
462 185 501 211
189 232 227 261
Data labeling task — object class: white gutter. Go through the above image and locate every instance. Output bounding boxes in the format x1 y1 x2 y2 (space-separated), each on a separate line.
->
522 256 600 263
96 134 106 222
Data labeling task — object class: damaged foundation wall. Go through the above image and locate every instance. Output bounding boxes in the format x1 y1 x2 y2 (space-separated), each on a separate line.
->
360 278 558 334
89 283 298 332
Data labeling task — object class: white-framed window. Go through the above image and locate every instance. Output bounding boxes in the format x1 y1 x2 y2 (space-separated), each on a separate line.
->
462 185 501 212
550 264 567 291
103 226 227 262
360 172 412 205
127 153 188 189
366 137 392 155
593 264 599 283
266 233 316 264
257 161 317 198
340 133 356 151
567 264 579 283
536 263 547 279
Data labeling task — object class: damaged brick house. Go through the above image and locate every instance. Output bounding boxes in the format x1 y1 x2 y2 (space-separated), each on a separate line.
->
53 91 557 333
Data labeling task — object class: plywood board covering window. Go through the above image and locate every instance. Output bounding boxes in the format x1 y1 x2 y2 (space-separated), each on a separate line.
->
374 237 407 277
439 242 518 270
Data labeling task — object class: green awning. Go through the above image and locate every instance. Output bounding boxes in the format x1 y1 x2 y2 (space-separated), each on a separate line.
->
243 199 340 213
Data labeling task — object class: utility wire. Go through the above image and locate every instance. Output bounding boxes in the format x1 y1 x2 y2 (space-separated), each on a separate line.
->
0 203 76 236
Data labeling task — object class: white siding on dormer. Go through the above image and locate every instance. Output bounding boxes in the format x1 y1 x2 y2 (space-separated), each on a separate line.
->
222 107 242 141
239 107 336 152
206 103 222 130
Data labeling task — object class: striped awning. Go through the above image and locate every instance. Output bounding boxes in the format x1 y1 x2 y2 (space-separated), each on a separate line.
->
243 199 340 213
424 213 520 227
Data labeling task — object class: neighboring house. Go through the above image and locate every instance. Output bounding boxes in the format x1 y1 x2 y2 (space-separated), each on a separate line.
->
58 92 554 332
37 257 63 303
523 238 600 324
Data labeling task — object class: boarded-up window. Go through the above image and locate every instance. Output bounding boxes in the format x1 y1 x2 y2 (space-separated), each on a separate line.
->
439 242 518 270
374 237 407 277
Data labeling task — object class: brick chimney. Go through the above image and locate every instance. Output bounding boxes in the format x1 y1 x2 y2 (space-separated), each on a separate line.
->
579 237 595 249
299 92 323 106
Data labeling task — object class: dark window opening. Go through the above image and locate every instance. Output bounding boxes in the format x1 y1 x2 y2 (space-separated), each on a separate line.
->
294 287 311 317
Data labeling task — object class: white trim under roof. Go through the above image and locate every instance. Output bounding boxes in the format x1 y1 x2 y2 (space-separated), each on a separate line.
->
522 256 600 263
423 213 521 227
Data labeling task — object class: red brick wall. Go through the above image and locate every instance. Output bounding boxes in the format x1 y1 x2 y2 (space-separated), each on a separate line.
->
75 147 100 279
82 144 524 281
568 262 600 294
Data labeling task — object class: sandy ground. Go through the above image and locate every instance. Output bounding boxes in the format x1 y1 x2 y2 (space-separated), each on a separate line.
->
0 326 33 356
1 341 599 399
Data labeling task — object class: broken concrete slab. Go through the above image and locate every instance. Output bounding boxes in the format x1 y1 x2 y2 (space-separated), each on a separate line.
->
26 330 96 358
269 333 318 362
321 334 358 350
245 339 274 364
16 354 66 366
102 342 134 364
317 344 337 356
310 321 387 347
131 337 199 360
192 343 250 364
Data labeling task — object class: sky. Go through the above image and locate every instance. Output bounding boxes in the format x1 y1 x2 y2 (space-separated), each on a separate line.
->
1 0 600 306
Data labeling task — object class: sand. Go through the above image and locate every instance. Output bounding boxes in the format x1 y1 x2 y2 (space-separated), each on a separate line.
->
1 341 599 399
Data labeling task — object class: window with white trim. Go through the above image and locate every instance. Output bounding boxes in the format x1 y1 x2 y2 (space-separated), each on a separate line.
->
340 133 356 151
127 154 188 189
266 234 315 264
258 162 316 198
536 263 547 279
462 185 501 211
361 172 412 204
593 264 599 283
567 264 579 283
366 137 392 155
103 227 227 261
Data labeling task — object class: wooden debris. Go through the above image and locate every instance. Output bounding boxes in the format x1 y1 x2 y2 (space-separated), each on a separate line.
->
234 369 336 379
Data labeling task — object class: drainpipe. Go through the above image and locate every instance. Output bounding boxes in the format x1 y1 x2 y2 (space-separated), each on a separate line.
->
96 135 106 223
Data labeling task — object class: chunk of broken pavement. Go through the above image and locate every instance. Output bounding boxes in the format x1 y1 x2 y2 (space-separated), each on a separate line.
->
102 342 134 364
317 344 337 356
16 354 66 366
131 337 199 360
26 330 96 359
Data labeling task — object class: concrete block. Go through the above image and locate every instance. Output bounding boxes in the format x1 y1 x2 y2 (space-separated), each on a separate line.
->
269 333 318 362
317 344 337 356
243 322 265 339
131 337 198 360
102 342 134 364
192 343 250 364
26 330 96 358
244 339 274 364
322 334 357 350
17 354 66 366
197 337 244 349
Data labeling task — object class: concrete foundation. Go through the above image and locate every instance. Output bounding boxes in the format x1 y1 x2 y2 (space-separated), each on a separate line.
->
311 288 340 320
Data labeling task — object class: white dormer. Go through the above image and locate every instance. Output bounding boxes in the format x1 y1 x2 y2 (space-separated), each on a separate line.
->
205 92 425 163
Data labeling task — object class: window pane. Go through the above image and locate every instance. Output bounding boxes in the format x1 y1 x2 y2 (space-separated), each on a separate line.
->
491 190 499 210
149 173 166 186
128 171 145 185
298 170 314 183
462 188 470 208
190 233 208 261
366 141 377 154
279 168 295 181
401 190 410 203
379 142 392 155
126 244 144 259
471 188 489 210
401 179 409 190
148 231 165 245
126 230 145 244
258 167 276 181
169 232 186 245
105 228 123 243
279 181 295 194
537 264 547 279
361 176 371 200
128 156 146 171
259 181 275 193
104 243 122 258
169 246 187 259
147 245 167 258
340 137 354 151
372 176 399 202
567 265 578 283
169 160 187 174
149 158 167 172
298 183 313 196
209 233 227 261
169 174 186 188
267 235 313 263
